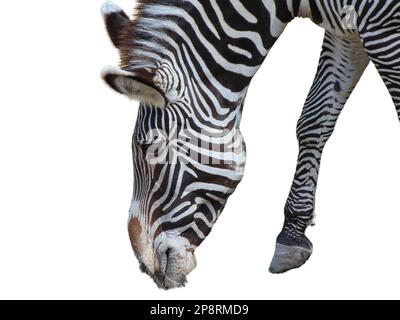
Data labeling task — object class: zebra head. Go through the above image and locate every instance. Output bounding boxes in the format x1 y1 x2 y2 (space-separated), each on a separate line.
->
101 1 247 289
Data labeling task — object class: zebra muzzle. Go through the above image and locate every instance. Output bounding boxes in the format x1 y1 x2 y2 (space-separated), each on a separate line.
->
153 244 197 290
128 215 197 289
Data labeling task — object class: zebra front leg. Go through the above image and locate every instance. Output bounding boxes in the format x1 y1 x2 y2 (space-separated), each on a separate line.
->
269 32 370 274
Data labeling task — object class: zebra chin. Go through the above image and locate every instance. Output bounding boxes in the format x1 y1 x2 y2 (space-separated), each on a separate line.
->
128 217 197 290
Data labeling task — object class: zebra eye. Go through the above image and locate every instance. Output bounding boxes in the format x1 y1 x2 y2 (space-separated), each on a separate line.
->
135 130 167 145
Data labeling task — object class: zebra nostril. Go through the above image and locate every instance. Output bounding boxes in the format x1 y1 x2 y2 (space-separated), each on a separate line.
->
164 248 173 270
158 248 171 274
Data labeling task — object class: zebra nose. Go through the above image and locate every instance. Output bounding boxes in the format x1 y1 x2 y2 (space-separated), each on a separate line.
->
153 245 197 289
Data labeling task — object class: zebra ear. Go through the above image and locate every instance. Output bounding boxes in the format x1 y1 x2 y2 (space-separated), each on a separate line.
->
101 66 166 108
101 1 130 48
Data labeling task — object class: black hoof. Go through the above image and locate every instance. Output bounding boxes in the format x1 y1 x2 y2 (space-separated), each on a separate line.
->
269 232 313 274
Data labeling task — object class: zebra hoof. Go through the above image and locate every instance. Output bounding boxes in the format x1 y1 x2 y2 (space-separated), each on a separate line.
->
269 243 313 274
269 232 313 274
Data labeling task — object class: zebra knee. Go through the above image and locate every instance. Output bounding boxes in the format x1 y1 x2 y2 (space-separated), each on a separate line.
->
296 105 338 150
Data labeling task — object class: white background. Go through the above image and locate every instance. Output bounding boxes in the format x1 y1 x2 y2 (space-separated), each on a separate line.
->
0 1 399 300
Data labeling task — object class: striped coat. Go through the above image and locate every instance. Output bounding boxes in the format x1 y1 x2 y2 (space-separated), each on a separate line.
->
101 0 400 289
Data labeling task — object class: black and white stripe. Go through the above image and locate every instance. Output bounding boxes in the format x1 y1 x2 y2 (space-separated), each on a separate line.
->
101 0 400 287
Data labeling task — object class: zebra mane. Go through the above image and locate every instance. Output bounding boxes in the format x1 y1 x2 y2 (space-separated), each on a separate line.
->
119 0 184 69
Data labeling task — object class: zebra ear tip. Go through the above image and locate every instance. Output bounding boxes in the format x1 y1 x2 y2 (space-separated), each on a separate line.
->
101 1 129 48
101 1 122 18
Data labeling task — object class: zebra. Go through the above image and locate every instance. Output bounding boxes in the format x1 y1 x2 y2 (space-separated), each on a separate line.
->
101 0 400 289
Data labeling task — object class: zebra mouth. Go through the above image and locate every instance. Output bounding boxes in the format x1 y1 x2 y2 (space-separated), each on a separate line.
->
139 246 197 290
